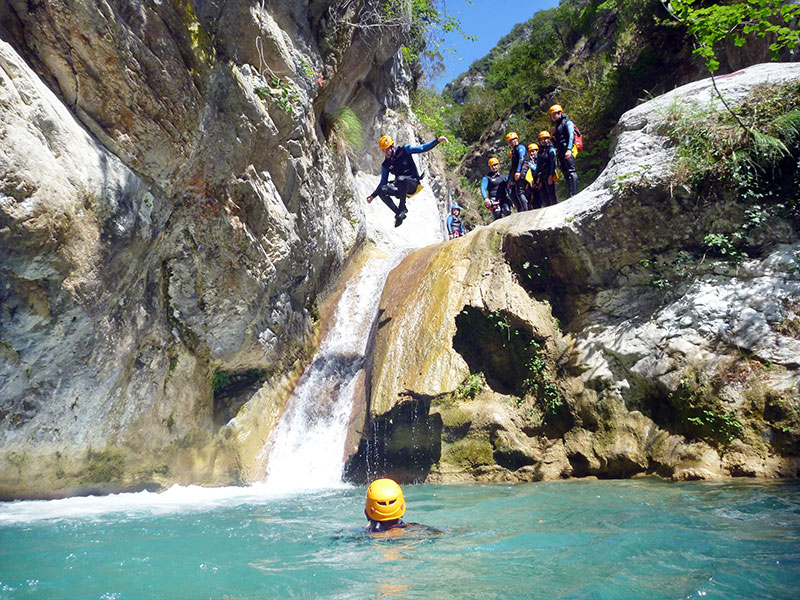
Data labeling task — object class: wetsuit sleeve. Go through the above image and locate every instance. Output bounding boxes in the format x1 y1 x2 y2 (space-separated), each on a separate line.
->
446 215 454 233
481 176 489 198
548 148 556 175
516 146 526 173
370 165 390 197
405 139 440 154
566 121 575 150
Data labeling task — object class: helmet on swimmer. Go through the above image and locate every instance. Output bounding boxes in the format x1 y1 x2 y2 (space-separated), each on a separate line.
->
538 130 551 140
528 143 539 152
549 104 564 115
365 478 405 522
379 135 394 151
488 157 500 167
504 131 519 143
450 204 461 212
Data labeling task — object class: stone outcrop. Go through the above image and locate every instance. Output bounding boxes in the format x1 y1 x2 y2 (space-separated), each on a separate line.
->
0 0 409 499
345 63 800 484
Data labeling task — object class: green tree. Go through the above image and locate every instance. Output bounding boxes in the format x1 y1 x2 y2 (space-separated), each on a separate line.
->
663 0 800 72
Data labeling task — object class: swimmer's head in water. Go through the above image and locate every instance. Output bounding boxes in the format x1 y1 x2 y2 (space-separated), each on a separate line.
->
365 478 405 522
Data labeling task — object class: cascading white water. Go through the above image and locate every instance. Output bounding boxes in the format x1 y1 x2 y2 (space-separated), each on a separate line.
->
262 172 443 492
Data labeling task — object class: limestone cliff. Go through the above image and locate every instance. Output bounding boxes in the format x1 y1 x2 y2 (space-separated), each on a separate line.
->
0 0 411 499
346 63 800 484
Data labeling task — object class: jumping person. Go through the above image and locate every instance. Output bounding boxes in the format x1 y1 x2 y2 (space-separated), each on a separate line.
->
549 104 579 198
481 157 512 220
536 131 558 207
446 204 465 239
366 135 449 227
504 132 529 213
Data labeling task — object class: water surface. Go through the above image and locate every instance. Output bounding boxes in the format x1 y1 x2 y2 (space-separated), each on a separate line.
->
1 478 799 599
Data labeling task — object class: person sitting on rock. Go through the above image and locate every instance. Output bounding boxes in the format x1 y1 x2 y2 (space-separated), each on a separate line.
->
366 134 449 228
446 203 465 239
481 157 512 220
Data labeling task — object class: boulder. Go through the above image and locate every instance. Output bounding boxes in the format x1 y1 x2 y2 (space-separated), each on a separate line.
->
346 63 800 483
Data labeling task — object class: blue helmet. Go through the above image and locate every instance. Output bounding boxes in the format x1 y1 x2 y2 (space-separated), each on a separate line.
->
450 204 461 212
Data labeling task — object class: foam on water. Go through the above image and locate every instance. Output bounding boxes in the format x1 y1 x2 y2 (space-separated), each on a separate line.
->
0 173 445 522
0 483 288 524
262 173 443 491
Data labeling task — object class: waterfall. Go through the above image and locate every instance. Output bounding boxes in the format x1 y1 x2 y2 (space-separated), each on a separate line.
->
262 173 443 491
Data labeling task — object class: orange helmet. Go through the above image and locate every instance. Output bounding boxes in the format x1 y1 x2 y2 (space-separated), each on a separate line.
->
488 157 500 167
549 104 563 115
504 131 519 143
538 130 551 140
379 135 394 151
365 478 405 521
528 143 539 152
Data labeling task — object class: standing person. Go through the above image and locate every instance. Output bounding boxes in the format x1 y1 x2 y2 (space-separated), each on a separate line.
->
549 104 579 198
446 204 465 239
521 142 541 210
366 134 449 227
536 131 558 207
481 157 512 220
505 131 529 212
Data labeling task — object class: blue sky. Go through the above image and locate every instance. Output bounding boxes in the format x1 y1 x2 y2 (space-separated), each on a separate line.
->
428 0 560 91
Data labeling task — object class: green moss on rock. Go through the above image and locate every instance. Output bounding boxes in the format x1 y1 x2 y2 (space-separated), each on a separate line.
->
443 438 494 470
82 451 125 484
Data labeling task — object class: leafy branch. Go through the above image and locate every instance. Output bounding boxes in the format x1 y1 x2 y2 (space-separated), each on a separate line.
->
252 35 301 115
662 1 800 131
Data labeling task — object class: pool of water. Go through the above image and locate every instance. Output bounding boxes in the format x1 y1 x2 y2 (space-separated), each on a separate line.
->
1 478 799 599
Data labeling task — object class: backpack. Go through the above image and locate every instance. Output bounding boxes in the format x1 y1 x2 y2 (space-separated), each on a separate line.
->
573 123 583 152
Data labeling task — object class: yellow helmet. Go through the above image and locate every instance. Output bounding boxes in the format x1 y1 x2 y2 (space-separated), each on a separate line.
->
549 104 563 115
365 478 405 521
488 157 500 167
379 135 394 151
504 131 518 143
538 130 551 140
528 143 539 152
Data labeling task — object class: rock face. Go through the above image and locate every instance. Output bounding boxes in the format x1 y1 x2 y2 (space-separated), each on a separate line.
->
345 63 800 484
0 0 409 499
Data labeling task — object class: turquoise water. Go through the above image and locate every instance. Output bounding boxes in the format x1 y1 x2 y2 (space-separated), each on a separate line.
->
1 478 799 599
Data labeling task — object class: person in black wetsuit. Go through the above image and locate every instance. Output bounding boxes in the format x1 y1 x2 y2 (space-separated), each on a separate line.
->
521 143 541 210
446 204 465 240
504 131 529 213
366 134 449 227
481 157 511 220
535 130 558 207
550 104 579 198
364 478 410 532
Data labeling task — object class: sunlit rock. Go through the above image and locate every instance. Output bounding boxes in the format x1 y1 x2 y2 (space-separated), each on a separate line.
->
347 63 800 484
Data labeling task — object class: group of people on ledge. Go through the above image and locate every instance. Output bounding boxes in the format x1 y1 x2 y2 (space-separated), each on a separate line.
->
365 105 580 236
482 104 579 221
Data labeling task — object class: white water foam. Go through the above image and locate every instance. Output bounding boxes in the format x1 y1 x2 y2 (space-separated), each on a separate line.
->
0 483 285 524
262 173 442 492
0 174 444 522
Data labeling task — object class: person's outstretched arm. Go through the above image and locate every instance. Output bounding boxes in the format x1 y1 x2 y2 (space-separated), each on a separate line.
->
406 136 449 154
